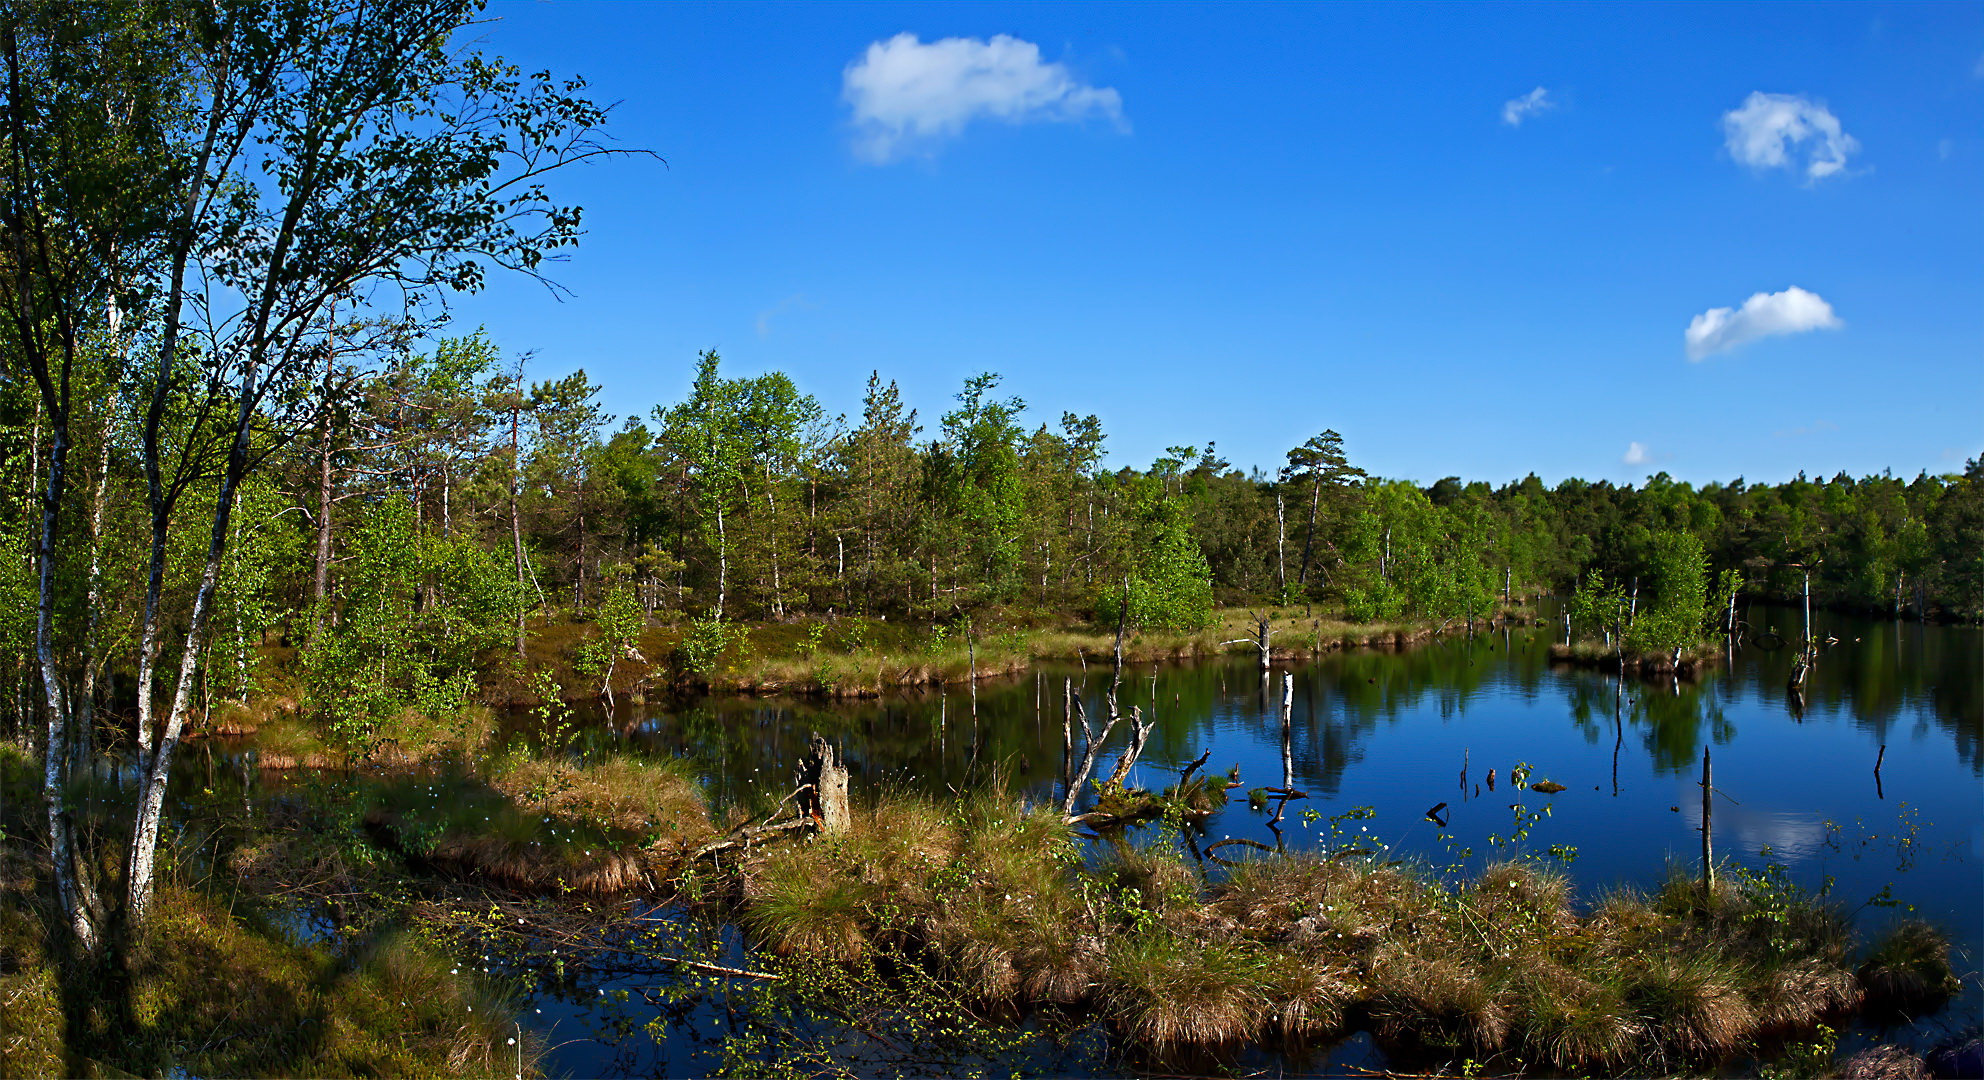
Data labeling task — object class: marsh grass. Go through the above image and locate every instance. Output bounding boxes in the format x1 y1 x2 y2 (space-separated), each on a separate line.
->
711 786 1917 1072
142 714 1946 1073
530 605 1467 698
362 764 680 895
249 711 339 769
1857 920 1959 1014
488 754 716 859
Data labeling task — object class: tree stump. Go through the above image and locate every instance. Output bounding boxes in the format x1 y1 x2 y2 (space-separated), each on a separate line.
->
799 733 851 836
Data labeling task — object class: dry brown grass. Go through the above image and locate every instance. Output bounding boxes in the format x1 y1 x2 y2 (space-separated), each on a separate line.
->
1368 954 1512 1051
407 829 653 895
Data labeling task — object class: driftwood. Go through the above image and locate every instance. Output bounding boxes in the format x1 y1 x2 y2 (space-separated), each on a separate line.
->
648 955 780 981
689 818 813 861
1062 594 1144 816
1204 836 1276 865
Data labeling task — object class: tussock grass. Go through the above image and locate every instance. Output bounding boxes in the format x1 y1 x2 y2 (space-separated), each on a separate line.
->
742 848 878 961
1104 929 1272 1047
250 711 339 769
714 785 1919 1069
1857 920 1959 1012
1837 1044 1932 1079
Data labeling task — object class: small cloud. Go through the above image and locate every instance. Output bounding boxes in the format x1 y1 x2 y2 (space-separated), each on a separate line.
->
1501 86 1554 127
1938 138 1954 160
842 33 1125 163
1773 419 1838 439
754 294 817 338
1722 92 1860 181
1974 52 1984 78
1685 286 1843 361
1623 441 1651 466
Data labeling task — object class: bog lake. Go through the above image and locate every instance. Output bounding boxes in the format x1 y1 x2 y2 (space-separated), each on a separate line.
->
234 604 1982 1076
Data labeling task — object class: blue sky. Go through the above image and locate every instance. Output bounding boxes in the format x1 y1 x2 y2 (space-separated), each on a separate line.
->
447 1 1983 486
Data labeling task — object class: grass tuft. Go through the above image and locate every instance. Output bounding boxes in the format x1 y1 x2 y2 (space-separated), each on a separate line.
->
1857 920 1959 1012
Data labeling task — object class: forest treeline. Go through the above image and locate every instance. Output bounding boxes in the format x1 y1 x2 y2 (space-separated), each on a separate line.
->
9 330 1981 730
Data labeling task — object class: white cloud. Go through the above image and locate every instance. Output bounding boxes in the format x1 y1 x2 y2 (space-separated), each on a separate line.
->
1938 138 1954 160
1501 87 1554 127
842 33 1125 163
1623 442 1651 466
1685 286 1842 361
1722 92 1860 181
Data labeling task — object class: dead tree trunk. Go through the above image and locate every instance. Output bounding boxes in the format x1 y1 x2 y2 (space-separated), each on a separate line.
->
1061 676 1075 798
1700 747 1714 893
1275 492 1286 593
1280 672 1294 787
1105 706 1153 788
1061 695 1120 815
798 733 850 836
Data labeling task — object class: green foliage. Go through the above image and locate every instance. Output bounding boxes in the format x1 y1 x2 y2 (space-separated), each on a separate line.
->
1095 477 1214 630
671 613 749 680
304 497 526 748
1570 569 1628 646
1625 530 1713 655
574 583 645 690
925 372 1029 606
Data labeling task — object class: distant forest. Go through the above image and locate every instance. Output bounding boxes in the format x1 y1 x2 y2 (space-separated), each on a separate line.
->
8 332 1978 723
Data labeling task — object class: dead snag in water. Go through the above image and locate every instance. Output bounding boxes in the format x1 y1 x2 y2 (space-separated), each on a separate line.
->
1105 706 1154 788
1219 610 1273 676
1179 750 1212 784
1061 695 1122 816
798 733 851 836
1700 746 1714 893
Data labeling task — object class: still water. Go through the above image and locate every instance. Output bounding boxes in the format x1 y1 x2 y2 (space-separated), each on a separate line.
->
525 606 1980 1077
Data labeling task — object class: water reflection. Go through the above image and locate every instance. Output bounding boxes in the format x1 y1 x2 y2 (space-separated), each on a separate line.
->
498 606 1979 1074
